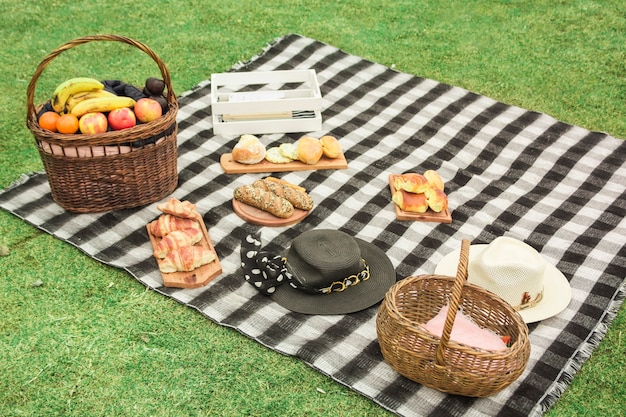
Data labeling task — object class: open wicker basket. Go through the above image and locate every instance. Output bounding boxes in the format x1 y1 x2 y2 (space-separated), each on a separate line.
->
376 240 530 397
26 34 179 213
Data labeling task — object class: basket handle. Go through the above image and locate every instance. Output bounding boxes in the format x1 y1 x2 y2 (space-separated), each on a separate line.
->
26 34 176 120
434 239 471 366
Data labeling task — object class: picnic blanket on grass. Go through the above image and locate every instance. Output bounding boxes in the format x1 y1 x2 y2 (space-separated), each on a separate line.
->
2 34 625 417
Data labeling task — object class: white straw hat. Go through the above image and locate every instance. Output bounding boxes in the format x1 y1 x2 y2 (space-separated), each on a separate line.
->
435 236 571 323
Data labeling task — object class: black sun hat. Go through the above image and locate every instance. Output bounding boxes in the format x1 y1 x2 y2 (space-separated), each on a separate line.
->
241 229 396 315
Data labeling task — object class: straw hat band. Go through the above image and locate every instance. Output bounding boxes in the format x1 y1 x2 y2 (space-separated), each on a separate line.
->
514 288 543 311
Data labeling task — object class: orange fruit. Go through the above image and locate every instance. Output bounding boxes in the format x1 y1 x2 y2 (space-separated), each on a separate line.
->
38 111 60 132
56 114 80 134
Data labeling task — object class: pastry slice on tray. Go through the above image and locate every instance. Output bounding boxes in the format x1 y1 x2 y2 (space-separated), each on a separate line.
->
389 173 452 223
147 198 222 288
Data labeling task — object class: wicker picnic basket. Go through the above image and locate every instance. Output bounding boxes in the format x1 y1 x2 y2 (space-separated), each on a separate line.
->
376 240 530 397
26 34 179 213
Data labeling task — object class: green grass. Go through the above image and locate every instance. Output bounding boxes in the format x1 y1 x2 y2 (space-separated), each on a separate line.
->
1 1 625 416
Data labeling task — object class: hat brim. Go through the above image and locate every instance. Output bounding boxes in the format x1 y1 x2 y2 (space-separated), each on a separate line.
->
434 244 571 323
271 238 396 315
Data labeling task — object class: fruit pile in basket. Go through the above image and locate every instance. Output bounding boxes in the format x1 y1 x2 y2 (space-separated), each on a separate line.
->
37 76 169 135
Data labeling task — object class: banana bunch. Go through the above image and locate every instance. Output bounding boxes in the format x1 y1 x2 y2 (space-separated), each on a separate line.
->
51 77 105 113
69 95 136 118
51 77 136 117
64 90 116 113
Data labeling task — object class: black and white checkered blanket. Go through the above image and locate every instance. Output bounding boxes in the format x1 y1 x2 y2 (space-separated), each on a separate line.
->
2 34 625 417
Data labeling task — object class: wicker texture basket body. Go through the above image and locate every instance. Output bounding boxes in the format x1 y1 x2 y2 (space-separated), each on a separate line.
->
26 34 178 213
376 240 530 397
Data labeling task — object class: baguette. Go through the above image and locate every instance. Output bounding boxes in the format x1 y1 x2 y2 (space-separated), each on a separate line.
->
233 185 294 218
252 179 314 211
264 176 306 192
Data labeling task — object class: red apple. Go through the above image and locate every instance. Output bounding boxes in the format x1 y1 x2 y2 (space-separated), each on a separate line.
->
108 107 136 130
79 112 108 134
134 98 162 123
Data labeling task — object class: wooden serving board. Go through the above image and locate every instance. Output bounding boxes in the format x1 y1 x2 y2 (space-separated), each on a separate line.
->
232 199 310 227
147 213 222 288
220 152 348 174
388 174 452 223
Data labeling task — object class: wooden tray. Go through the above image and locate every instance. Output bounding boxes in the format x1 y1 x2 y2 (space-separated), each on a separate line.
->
232 199 310 227
147 213 222 288
220 152 348 174
388 174 452 223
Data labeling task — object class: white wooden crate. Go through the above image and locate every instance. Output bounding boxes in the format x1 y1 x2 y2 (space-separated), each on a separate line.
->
210 69 323 135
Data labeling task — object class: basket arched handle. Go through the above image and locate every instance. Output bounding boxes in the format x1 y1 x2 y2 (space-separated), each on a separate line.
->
434 239 471 366
26 34 176 121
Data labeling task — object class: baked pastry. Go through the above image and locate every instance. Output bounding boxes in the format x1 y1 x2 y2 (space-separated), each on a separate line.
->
265 147 293 164
252 179 314 210
264 176 306 192
233 185 295 218
278 143 299 161
392 189 429 213
423 169 444 191
154 227 203 258
148 214 199 238
232 134 266 164
157 197 198 219
320 135 341 158
159 246 216 273
425 187 448 212
394 173 429 194
297 136 323 165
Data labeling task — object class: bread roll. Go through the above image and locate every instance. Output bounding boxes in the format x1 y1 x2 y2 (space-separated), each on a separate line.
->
278 143 299 160
232 134 266 164
423 169 444 191
297 136 323 165
265 147 293 164
393 173 429 194
392 190 429 213
425 187 448 212
320 135 341 158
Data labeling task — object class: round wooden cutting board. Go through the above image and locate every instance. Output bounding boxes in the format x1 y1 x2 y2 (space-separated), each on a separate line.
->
232 199 310 227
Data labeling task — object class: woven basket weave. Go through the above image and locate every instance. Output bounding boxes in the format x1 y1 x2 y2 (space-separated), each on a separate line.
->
26 34 178 213
376 240 530 397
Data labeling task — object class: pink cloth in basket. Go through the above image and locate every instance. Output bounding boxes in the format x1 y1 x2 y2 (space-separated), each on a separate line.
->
422 304 508 351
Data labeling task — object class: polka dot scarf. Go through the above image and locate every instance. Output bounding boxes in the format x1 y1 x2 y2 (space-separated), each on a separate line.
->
241 233 293 295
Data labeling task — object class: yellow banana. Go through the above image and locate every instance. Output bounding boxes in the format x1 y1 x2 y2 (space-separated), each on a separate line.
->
70 96 136 118
64 90 117 114
51 77 104 113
